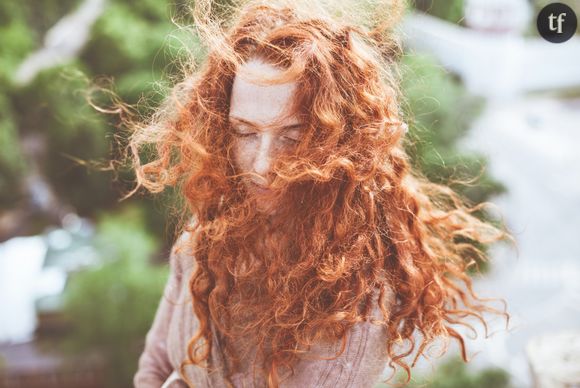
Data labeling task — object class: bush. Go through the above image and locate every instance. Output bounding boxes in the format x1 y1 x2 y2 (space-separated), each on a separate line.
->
411 0 465 25
376 357 511 388
61 206 169 388
400 53 507 273
401 53 506 207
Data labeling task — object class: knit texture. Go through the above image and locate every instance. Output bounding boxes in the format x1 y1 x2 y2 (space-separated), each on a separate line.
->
134 235 392 387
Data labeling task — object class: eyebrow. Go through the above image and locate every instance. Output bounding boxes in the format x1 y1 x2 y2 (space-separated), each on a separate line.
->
229 116 304 131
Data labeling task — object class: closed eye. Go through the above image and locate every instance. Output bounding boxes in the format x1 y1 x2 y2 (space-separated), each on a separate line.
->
281 136 300 144
234 132 257 138
231 125 257 137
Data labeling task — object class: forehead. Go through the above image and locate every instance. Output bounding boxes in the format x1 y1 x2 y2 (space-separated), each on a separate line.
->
229 58 301 126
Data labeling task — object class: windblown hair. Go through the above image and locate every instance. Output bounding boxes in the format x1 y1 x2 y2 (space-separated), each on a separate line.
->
125 0 511 386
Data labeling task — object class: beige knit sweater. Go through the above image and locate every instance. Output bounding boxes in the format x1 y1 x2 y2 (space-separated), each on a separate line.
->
133 235 392 387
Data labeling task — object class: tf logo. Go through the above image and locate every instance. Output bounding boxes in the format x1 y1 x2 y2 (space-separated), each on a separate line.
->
537 3 578 43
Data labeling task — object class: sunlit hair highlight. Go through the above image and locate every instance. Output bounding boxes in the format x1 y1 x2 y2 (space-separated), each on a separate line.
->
122 0 511 386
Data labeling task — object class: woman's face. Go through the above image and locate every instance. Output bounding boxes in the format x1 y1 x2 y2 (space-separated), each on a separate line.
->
229 58 305 214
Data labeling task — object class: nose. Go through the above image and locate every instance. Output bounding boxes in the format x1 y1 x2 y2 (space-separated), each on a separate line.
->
252 133 274 183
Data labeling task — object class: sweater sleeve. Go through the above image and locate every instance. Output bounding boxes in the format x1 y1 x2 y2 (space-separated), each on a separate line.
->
133 246 184 388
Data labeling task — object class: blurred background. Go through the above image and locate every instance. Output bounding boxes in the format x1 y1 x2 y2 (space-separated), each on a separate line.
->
0 0 579 387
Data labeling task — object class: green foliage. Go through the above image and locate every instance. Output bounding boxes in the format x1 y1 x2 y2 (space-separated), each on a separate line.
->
401 53 506 206
0 0 81 42
61 206 169 388
0 92 26 206
376 357 511 388
0 18 36 80
411 0 465 24
82 4 165 80
0 4 37 204
400 53 506 273
8 63 116 216
415 358 511 388
74 0 195 236
80 1 192 105
0 0 193 239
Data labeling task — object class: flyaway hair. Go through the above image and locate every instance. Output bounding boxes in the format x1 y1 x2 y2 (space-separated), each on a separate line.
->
121 0 512 386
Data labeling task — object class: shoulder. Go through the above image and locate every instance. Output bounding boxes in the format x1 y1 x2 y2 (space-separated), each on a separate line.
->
169 218 201 277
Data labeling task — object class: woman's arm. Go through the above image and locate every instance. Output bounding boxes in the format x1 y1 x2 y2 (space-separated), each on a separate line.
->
133 244 184 387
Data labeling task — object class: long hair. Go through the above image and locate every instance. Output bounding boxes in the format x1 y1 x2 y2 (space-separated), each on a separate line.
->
124 0 511 386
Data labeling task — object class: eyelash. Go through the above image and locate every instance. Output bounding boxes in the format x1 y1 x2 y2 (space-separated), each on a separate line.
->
234 132 256 138
232 129 299 144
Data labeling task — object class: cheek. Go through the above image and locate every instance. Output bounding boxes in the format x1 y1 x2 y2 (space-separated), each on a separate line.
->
232 140 253 173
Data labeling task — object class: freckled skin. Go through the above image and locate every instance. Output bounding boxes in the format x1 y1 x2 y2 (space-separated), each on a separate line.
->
228 58 304 214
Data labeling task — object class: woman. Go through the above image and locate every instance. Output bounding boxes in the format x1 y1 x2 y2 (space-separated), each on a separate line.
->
130 0 510 386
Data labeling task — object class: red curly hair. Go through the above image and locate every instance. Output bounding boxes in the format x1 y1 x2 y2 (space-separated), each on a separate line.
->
124 0 511 386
